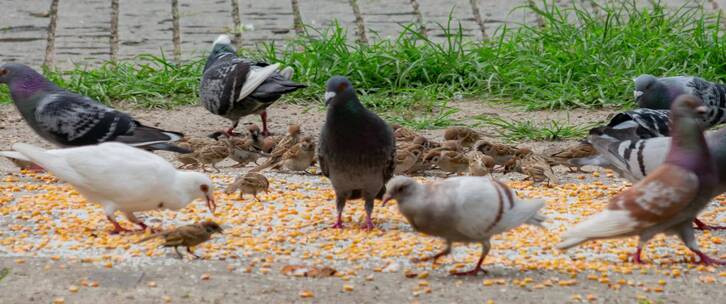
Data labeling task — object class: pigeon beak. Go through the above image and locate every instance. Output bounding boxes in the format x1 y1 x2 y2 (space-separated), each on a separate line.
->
634 90 644 99
382 195 393 207
324 91 336 106
696 106 708 115
205 193 216 214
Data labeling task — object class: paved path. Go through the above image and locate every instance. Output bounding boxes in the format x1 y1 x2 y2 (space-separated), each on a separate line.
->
0 0 714 68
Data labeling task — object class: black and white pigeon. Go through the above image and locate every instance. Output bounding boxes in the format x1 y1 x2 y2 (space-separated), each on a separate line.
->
635 74 726 126
318 76 395 230
0 63 189 153
588 108 671 141
199 34 306 136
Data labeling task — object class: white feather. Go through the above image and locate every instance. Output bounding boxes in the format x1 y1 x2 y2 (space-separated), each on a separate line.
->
237 63 280 102
557 209 639 250
213 34 231 46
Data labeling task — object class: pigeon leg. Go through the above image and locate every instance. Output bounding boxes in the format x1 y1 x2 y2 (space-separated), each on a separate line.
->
412 241 452 264
260 111 271 136
361 197 375 230
123 211 155 232
106 215 131 234
693 218 726 230
226 120 240 137
677 223 726 265
451 240 490 276
174 246 184 259
187 247 201 259
631 247 644 264
331 195 346 229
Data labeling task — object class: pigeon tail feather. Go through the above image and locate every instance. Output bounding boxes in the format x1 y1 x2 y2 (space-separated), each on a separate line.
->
0 151 30 162
12 143 86 186
557 209 638 250
237 64 280 102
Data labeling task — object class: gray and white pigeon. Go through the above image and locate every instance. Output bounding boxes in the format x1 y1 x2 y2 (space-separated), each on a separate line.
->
588 108 671 142
318 76 395 230
635 74 726 126
0 64 189 152
0 142 216 234
557 95 725 265
199 35 306 136
382 176 546 275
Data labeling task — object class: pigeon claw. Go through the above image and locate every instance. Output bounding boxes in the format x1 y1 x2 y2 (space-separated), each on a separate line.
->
331 221 344 229
693 218 726 230
450 267 487 276
631 247 644 264
692 250 726 265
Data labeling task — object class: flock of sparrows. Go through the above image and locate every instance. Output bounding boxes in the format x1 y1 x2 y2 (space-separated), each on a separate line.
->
0 34 725 272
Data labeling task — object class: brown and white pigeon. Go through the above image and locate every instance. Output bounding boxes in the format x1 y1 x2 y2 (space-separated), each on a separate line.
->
199 35 306 136
318 76 395 230
382 176 546 275
557 95 724 265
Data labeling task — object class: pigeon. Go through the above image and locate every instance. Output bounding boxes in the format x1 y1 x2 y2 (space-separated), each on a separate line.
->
557 95 725 265
584 121 726 230
199 35 306 136
635 74 726 126
224 172 270 201
318 76 395 230
138 221 223 259
588 108 671 142
2 142 216 234
0 64 189 153
382 176 546 275
250 124 302 172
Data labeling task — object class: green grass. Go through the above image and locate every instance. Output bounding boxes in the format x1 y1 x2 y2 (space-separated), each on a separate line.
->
1 1 725 113
474 115 597 141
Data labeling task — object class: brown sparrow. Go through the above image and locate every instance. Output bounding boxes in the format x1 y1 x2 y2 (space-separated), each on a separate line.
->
225 172 270 201
138 221 223 259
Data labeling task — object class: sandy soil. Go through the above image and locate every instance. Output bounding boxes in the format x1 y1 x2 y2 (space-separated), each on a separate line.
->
0 101 725 303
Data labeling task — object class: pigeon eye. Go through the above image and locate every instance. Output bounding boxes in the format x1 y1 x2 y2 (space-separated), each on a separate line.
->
200 184 209 192
0 69 7 77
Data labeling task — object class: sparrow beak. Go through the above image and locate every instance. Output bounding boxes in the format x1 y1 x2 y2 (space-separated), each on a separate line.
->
324 91 335 106
633 90 644 99
696 105 708 115
205 193 216 214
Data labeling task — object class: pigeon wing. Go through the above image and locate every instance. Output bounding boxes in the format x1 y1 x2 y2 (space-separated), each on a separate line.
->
34 93 135 146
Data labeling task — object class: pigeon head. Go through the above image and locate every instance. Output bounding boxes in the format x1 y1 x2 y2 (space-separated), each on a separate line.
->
201 220 224 234
175 171 217 213
0 63 55 100
634 74 670 109
324 76 357 106
671 94 707 125
666 94 711 170
382 176 421 207
204 35 236 71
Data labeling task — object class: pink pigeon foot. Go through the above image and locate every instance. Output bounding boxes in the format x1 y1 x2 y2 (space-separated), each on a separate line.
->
361 216 375 231
692 249 726 265
450 267 487 276
693 218 726 230
107 216 132 235
631 247 644 264
260 111 271 136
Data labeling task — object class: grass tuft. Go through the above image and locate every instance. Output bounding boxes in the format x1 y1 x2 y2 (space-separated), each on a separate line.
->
475 115 596 141
1 1 725 113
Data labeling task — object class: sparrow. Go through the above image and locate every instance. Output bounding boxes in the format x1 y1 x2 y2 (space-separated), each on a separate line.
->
475 140 519 166
392 124 419 142
394 148 420 175
550 141 598 172
432 150 470 175
138 221 224 259
443 126 481 147
467 151 495 176
225 172 270 201
251 124 302 172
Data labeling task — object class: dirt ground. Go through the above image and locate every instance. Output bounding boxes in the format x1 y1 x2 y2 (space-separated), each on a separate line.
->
0 101 725 303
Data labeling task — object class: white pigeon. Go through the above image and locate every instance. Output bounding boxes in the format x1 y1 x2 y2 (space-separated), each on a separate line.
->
382 176 546 276
1 143 216 234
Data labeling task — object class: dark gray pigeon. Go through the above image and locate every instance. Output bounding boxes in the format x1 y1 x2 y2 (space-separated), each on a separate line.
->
199 35 306 136
318 76 395 230
0 63 189 153
635 74 726 126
